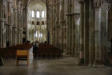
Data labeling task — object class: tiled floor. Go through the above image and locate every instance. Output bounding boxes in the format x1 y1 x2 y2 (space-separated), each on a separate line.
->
0 57 112 75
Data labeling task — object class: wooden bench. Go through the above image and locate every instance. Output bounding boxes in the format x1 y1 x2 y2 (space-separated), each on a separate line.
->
37 44 62 58
16 50 29 66
0 43 32 58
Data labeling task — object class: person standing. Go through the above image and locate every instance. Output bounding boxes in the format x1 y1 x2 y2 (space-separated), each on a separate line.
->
33 41 39 58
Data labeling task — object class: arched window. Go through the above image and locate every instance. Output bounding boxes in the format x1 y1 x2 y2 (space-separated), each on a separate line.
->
36 11 40 18
42 11 45 18
32 11 35 17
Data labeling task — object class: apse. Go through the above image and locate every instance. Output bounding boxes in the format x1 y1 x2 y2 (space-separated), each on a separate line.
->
27 0 47 43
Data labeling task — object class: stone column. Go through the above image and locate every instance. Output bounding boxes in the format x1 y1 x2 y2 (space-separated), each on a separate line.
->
84 0 90 65
64 0 68 55
108 6 112 40
56 1 60 48
9 25 12 46
94 7 102 65
46 0 53 45
0 23 1 47
13 27 17 45
0 19 5 48
0 0 6 48
66 0 72 55
108 5 112 57
20 28 23 44
4 24 6 47
0 19 1 47
59 0 64 50
12 27 14 46
100 3 108 64
71 0 75 56
6 25 9 46
61 0 67 54
69 0 73 55
89 0 95 65
52 2 55 45
15 8 18 45
79 1 85 62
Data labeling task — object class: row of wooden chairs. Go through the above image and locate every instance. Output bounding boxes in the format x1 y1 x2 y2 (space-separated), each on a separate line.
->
0 43 32 58
37 44 62 58
0 43 32 66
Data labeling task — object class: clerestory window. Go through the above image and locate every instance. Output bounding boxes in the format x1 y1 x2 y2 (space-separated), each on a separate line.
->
32 11 35 18
36 11 40 18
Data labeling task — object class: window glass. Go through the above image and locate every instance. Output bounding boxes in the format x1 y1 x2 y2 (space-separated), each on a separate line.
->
36 11 40 18
32 11 35 17
42 11 45 18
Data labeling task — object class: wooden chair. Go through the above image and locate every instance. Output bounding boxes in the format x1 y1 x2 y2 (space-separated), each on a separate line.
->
16 50 29 66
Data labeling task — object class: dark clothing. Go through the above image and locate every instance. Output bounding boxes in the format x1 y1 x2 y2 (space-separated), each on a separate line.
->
33 44 38 58
6 41 9 47
0 57 3 66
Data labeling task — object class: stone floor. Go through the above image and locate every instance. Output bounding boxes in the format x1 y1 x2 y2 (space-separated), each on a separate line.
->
0 57 112 75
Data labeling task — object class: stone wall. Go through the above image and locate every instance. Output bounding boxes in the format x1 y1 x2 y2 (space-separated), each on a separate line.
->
47 0 111 65
0 0 28 48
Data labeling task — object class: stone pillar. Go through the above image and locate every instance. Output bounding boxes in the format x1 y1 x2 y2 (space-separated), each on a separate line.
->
12 27 15 45
4 24 6 47
0 0 6 48
61 0 67 54
52 2 55 45
79 1 85 63
9 25 12 46
69 0 73 55
56 0 60 48
13 27 17 45
6 25 10 46
0 23 1 47
108 6 112 40
20 28 23 44
108 5 112 57
94 7 102 65
15 8 18 45
71 0 75 56
66 0 72 55
59 0 64 50
84 0 90 65
64 0 68 55
0 19 5 48
46 0 53 45
88 0 95 65
13 7 17 45
100 3 108 64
